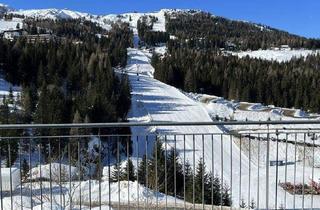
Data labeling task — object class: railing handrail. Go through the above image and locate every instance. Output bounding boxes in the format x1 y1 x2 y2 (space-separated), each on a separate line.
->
0 120 320 129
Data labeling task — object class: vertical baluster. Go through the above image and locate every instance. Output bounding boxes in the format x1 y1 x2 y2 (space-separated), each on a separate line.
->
266 126 270 210
293 133 297 209
239 134 242 207
220 134 223 209
211 134 214 210
78 138 82 210
0 138 2 210
202 134 204 210
38 143 42 209
68 138 72 208
8 139 13 210
145 135 148 210
311 133 315 209
117 136 120 210
59 138 63 207
183 135 186 210
19 139 23 210
49 138 53 210
136 136 139 209
165 135 167 209
98 130 102 210
275 131 279 209
248 133 251 209
284 133 288 209
155 136 158 210
174 135 177 210
193 134 195 210
302 133 306 209
108 136 111 208
89 139 92 210
230 134 233 210
127 135 130 210
257 133 260 209
30 137 33 210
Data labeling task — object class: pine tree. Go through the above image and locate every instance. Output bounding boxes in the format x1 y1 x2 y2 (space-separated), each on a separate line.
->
166 148 183 196
21 159 29 181
222 185 232 206
184 161 194 202
194 158 211 204
111 161 124 182
138 155 147 186
69 110 83 161
210 174 222 205
123 158 136 182
148 139 165 191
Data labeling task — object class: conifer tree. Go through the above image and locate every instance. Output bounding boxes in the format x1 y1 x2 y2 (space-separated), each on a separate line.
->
111 161 124 182
123 158 136 182
166 148 183 196
138 155 147 186
148 139 165 191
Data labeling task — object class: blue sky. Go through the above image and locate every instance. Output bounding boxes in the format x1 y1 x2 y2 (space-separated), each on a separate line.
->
1 0 319 38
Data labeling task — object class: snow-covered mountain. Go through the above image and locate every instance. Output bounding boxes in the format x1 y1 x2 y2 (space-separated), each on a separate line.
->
0 3 10 14
12 8 95 20
9 7 180 32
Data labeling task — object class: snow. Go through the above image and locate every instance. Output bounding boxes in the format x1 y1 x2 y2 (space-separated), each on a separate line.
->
73 180 183 206
154 45 167 55
0 18 23 32
1 196 34 210
30 163 79 181
230 48 320 63
125 47 320 208
0 168 21 191
13 9 93 21
125 48 256 207
11 8 168 33
0 75 21 97
33 203 64 210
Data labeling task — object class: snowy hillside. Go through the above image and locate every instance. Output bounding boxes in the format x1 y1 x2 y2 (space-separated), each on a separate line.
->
0 3 10 14
11 8 170 32
13 8 94 20
230 48 320 62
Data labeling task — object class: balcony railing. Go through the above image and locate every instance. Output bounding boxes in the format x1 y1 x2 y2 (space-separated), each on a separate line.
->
0 121 320 210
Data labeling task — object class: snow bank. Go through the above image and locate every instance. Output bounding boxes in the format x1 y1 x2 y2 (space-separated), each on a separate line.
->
1 196 34 210
0 168 20 191
30 163 78 181
73 180 183 206
33 202 64 210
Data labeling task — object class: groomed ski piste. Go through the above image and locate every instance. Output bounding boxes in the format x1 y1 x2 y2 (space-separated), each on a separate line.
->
126 47 320 209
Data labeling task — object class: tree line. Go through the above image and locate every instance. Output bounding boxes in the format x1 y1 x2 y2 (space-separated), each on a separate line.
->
0 20 133 163
153 48 320 113
111 140 232 206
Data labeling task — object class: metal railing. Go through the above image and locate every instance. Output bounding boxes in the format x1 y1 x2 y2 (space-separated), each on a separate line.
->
0 121 320 210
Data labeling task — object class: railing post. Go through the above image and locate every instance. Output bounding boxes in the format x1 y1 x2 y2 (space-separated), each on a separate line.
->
266 124 270 209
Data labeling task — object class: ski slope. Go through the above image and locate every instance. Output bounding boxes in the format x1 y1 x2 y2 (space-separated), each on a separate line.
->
125 48 320 208
230 49 320 63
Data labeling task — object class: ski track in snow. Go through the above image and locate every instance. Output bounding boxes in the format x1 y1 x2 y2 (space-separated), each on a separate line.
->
126 47 320 209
